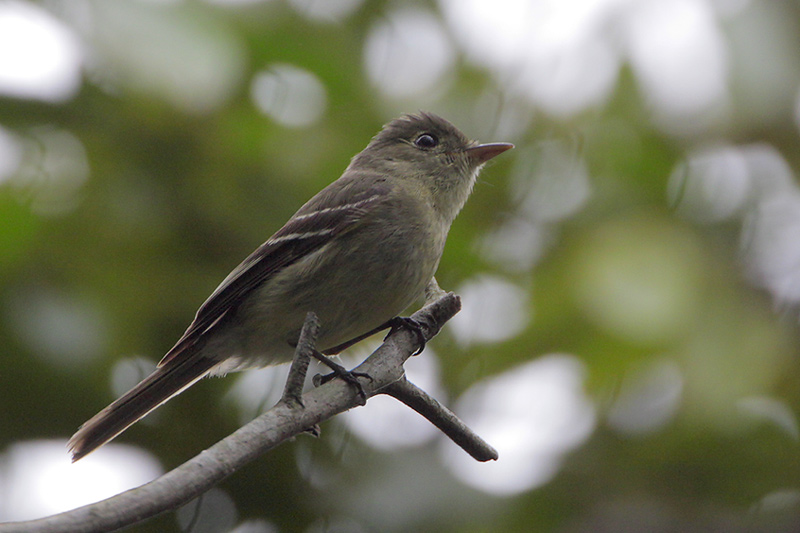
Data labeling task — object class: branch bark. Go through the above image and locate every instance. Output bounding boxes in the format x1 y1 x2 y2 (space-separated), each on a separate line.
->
381 378 498 462
0 292 493 533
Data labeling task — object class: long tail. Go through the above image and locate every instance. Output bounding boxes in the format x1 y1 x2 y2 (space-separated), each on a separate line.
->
68 355 220 462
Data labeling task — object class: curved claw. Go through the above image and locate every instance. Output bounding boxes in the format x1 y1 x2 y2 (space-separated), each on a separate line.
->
385 316 427 355
310 350 371 403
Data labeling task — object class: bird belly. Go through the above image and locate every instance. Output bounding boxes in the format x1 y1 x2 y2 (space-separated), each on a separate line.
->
212 225 442 372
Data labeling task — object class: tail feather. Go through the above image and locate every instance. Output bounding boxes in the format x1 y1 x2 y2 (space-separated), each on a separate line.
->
68 355 219 462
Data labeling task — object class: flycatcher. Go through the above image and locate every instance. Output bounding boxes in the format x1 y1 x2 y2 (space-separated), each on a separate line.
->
68 112 513 461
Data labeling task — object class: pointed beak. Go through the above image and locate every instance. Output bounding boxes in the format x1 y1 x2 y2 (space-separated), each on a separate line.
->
465 142 514 165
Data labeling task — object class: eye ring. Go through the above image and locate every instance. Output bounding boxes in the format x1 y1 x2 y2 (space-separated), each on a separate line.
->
414 133 438 149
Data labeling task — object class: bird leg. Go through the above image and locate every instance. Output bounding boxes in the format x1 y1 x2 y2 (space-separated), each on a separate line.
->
311 349 372 404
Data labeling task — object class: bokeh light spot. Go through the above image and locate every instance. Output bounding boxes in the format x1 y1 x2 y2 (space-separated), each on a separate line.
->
9 127 90 216
5 286 108 371
441 0 622 116
449 275 529 347
738 396 800 441
251 64 327 128
0 126 24 183
442 354 595 495
0 1 82 102
669 144 752 223
82 2 245 114
288 0 363 23
622 0 729 126
608 359 684 435
0 441 161 521
364 8 454 100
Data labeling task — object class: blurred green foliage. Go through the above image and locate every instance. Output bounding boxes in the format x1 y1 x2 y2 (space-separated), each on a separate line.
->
2 1 800 532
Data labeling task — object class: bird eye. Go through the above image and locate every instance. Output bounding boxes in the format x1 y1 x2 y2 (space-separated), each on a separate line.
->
414 133 438 149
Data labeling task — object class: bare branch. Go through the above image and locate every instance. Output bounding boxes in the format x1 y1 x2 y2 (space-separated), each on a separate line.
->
0 292 491 533
381 378 498 462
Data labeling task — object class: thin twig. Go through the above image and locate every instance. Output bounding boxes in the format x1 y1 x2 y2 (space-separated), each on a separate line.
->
382 377 498 462
281 311 319 406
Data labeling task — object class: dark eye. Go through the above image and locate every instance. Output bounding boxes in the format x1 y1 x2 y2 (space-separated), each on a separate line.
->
414 133 438 149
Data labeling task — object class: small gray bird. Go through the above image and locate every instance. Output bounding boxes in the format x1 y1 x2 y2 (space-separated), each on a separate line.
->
68 112 513 461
